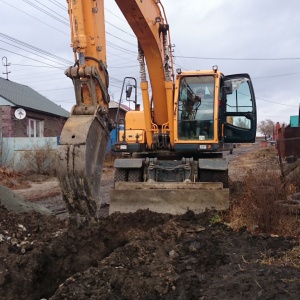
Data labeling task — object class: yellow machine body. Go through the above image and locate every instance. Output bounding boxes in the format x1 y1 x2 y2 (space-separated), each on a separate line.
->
58 0 257 224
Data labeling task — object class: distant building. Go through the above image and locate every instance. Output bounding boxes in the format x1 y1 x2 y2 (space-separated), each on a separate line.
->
290 115 299 128
0 77 69 138
108 100 131 123
107 100 132 153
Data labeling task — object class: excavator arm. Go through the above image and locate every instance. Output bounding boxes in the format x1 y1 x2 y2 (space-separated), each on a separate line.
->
115 0 175 147
115 0 172 124
57 0 112 226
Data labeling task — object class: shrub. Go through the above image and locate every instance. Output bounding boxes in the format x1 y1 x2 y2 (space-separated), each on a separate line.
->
20 139 56 175
230 169 285 233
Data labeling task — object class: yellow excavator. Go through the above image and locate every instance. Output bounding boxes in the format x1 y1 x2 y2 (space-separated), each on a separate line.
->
57 0 257 226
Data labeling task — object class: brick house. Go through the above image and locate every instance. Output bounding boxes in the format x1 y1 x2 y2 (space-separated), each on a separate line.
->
109 100 131 123
0 77 69 138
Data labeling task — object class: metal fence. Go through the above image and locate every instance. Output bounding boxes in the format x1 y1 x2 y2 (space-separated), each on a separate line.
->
277 135 300 179
277 126 300 160
277 137 300 161
0 137 58 174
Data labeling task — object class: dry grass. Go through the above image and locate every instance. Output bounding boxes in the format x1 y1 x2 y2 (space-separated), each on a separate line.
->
0 167 31 189
230 169 284 232
229 166 300 237
0 167 20 179
104 152 123 168
20 140 56 175
104 153 116 168
255 243 300 271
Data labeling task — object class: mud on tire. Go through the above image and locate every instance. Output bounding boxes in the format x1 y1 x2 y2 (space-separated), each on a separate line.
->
199 169 229 188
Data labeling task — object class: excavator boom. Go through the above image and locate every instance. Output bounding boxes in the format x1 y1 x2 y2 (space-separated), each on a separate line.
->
115 0 173 126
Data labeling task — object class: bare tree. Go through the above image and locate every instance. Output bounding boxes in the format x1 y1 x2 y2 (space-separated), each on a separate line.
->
235 117 250 129
258 119 275 137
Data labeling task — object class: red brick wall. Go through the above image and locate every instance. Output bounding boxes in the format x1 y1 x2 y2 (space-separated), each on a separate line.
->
0 106 13 137
0 106 67 138
109 108 126 124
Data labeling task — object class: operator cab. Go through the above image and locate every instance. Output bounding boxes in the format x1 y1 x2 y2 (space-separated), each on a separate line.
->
175 70 257 146
177 75 215 141
221 74 257 143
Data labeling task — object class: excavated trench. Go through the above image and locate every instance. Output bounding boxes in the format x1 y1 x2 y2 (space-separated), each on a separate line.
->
0 144 299 299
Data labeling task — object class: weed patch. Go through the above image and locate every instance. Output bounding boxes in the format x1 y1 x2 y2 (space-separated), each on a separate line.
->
229 168 300 236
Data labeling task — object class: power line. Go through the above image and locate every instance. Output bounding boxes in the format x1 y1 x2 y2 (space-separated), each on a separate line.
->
174 47 192 71
48 0 66 11
259 114 290 119
10 63 65 69
256 96 298 107
106 21 135 38
34 0 68 21
1 33 138 71
11 71 66 80
0 39 69 68
107 42 137 55
252 72 300 79
1 0 138 59
0 48 65 69
4 0 137 48
109 65 139 69
107 51 137 63
105 8 128 24
107 32 136 47
173 55 300 61
0 0 69 35
21 0 69 25
0 33 72 65
37 87 73 92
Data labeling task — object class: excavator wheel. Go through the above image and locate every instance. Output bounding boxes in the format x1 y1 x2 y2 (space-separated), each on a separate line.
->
128 169 143 182
199 169 229 188
114 168 127 182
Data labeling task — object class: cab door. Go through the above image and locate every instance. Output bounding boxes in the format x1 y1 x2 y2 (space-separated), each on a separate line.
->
221 73 257 143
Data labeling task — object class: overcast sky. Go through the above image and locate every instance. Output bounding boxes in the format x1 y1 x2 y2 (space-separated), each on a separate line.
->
1 0 300 126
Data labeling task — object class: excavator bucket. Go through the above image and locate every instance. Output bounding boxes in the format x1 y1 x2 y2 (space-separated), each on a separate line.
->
57 114 110 225
109 182 229 215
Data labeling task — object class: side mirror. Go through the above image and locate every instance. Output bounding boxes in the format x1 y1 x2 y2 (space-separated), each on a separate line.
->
245 113 254 120
126 85 133 98
223 81 233 95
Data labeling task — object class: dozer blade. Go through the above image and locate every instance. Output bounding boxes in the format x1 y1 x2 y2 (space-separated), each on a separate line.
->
109 182 229 215
57 114 109 226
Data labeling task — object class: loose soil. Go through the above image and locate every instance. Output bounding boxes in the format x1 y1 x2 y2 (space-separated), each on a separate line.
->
0 144 299 300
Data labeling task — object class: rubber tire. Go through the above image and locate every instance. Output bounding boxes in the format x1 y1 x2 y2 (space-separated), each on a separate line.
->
128 169 143 182
114 168 127 182
199 169 229 188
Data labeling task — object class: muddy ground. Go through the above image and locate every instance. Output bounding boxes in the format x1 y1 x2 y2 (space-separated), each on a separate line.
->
0 143 300 299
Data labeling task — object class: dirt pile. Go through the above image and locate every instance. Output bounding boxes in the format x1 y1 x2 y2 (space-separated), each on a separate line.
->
51 211 300 300
0 185 52 215
0 207 299 300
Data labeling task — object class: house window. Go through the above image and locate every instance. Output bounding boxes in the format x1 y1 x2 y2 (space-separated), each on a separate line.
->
27 118 44 137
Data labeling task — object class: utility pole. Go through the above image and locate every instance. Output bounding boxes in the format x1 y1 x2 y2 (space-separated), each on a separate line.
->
2 56 11 80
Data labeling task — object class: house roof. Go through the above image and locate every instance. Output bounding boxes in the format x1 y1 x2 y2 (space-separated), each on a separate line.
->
0 77 69 117
109 100 132 112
